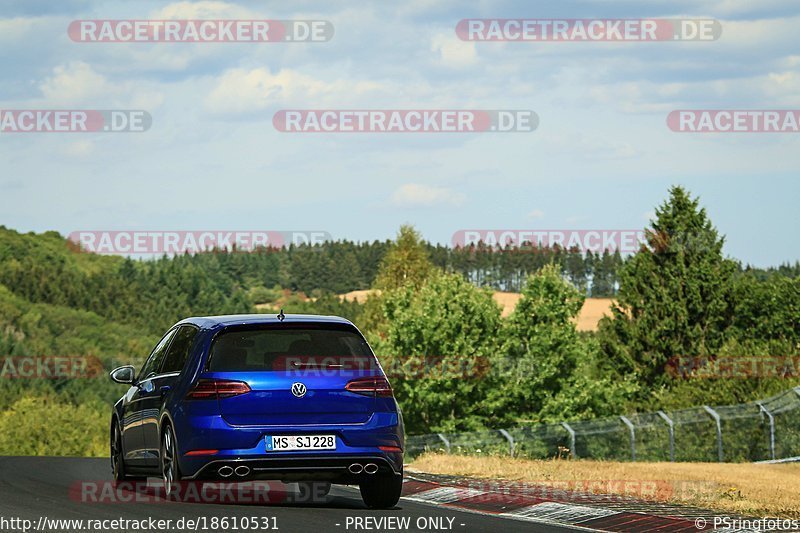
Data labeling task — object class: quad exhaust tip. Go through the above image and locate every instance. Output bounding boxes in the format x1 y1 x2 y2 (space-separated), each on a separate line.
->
218 466 234 478
234 465 251 477
349 463 378 474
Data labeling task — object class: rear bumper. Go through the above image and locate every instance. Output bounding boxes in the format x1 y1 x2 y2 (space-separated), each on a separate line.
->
174 411 404 481
184 454 401 482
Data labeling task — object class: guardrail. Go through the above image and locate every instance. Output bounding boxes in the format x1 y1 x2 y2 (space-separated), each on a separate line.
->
405 386 800 462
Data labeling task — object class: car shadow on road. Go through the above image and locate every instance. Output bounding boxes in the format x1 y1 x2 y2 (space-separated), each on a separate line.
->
104 479 405 511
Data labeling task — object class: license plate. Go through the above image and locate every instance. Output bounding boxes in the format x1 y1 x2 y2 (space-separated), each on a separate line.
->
265 435 336 451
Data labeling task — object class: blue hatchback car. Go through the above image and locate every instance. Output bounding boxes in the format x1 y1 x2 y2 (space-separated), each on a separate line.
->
109 313 404 508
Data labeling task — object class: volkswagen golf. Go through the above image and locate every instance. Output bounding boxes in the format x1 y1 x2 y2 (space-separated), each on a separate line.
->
109 313 404 509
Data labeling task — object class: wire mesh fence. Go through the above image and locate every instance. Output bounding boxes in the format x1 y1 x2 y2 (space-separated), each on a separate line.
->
405 386 800 463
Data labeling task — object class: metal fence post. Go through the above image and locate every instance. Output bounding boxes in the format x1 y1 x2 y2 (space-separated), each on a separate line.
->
656 411 675 462
619 416 636 461
437 433 451 454
561 422 577 459
703 406 724 462
756 402 776 461
498 429 515 457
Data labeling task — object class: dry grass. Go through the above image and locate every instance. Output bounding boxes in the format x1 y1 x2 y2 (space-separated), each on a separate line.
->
487 292 615 331
576 297 615 331
339 290 615 331
491 291 521 317
410 453 800 518
340 289 379 304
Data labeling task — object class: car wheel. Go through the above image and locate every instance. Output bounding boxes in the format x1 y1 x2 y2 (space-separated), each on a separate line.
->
359 474 403 509
111 422 145 483
161 425 180 496
111 423 126 482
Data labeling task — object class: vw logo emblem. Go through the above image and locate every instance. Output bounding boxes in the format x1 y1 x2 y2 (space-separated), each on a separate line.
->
291 382 307 398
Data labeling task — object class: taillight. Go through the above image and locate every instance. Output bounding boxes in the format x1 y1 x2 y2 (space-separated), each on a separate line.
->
184 449 219 456
345 376 393 397
186 379 251 400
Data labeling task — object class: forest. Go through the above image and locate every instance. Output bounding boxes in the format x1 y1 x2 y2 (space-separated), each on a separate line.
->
0 186 797 455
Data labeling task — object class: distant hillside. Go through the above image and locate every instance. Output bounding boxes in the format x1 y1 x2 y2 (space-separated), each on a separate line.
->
0 228 157 364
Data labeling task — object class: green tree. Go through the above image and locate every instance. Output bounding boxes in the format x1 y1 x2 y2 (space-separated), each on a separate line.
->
539 335 640 422
489 265 592 423
598 186 737 387
374 225 435 291
378 273 501 433
363 225 437 338
590 250 621 297
0 396 107 457
731 273 800 346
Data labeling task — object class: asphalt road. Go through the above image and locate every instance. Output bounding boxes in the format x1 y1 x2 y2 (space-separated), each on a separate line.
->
0 457 578 533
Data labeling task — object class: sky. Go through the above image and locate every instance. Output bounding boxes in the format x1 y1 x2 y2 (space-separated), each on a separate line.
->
0 0 798 267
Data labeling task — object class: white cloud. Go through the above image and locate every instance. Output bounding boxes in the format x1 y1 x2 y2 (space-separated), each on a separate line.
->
588 70 800 111
40 62 110 105
61 140 94 158
151 1 254 19
764 70 800 105
38 62 164 109
431 33 477 67
707 0 795 17
0 17 40 44
204 67 385 115
527 209 545 220
1 1 799 268
390 183 465 208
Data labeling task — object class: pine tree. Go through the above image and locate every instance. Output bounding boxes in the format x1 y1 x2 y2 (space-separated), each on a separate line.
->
599 186 736 386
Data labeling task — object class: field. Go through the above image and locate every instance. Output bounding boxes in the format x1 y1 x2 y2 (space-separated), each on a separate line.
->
410 453 800 518
341 289 615 331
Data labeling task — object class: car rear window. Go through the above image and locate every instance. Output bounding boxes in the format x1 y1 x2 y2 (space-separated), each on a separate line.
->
207 324 378 372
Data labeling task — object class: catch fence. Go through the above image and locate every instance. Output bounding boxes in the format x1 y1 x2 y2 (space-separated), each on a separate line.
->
405 387 800 463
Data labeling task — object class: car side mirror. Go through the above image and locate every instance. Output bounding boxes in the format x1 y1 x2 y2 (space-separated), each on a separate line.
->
110 365 136 385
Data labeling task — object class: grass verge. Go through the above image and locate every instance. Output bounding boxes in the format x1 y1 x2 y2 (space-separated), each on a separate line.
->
410 453 800 518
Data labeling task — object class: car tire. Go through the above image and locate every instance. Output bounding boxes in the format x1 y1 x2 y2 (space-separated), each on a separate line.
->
359 474 403 509
111 422 144 484
161 425 181 496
